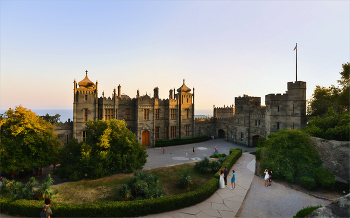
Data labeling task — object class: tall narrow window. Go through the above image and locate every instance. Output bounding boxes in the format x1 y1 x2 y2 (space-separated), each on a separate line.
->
170 126 176 139
144 109 149 120
258 120 261 127
186 109 189 119
255 120 257 126
185 125 190 137
277 122 280 130
241 132 243 140
125 109 130 120
171 109 177 119
165 126 169 139
82 131 87 142
155 127 159 139
187 98 189 103
155 109 159 120
278 105 280 113
84 95 87 101
105 109 107 120
84 109 88 121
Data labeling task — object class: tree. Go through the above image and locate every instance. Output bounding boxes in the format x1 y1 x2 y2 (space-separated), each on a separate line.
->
308 63 349 116
0 106 61 173
40 113 61 124
54 119 148 180
261 129 321 183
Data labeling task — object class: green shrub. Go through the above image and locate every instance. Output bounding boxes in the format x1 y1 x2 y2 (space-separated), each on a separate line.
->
2 177 219 217
218 157 226 164
257 137 268 148
229 148 241 154
155 136 210 147
178 171 193 189
293 205 322 218
243 150 248 152
210 153 227 158
116 171 163 201
195 158 221 173
261 129 322 183
299 177 317 190
255 147 264 161
313 167 335 189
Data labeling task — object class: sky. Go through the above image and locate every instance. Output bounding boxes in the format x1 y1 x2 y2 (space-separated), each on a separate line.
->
1 0 349 116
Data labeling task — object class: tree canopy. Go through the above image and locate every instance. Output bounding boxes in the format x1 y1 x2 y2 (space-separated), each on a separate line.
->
308 62 349 116
0 106 61 173
40 113 61 124
54 119 148 181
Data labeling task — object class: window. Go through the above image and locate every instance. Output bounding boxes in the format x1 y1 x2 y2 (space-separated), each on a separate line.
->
125 109 130 120
84 95 87 101
258 120 261 127
170 126 176 139
255 120 257 126
105 109 113 120
277 122 280 130
144 109 149 120
278 105 280 113
186 109 189 119
166 109 169 119
187 98 189 103
82 131 87 142
155 109 159 120
84 109 88 122
185 125 190 137
165 126 169 139
155 127 159 139
171 109 177 119
241 132 243 141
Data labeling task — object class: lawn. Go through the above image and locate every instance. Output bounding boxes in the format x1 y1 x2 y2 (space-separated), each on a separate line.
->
51 162 214 203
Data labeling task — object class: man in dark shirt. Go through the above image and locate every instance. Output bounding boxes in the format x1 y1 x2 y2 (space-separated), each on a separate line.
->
224 166 228 185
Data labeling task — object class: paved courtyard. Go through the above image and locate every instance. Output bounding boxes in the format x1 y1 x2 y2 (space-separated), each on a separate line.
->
143 138 256 171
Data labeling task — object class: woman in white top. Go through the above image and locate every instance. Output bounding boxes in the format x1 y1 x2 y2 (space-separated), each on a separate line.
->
219 169 225 188
264 169 269 187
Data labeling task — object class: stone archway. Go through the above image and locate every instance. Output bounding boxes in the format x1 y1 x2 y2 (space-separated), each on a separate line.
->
142 130 149 146
218 129 225 138
252 135 260 147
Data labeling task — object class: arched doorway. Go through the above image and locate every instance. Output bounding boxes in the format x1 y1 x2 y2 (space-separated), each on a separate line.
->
142 130 149 146
218 129 225 138
252 135 260 147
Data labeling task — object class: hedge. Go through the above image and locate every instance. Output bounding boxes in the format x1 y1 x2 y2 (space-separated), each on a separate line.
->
313 167 335 189
214 149 242 180
299 177 317 190
293 205 322 218
155 136 210 147
1 177 218 217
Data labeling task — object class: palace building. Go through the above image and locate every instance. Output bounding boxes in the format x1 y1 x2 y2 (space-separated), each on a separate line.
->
55 71 307 148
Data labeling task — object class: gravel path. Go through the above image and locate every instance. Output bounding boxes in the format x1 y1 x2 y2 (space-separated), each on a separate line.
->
236 175 331 218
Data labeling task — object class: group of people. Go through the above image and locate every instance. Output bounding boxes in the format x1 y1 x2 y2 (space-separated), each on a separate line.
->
264 169 272 186
219 166 236 189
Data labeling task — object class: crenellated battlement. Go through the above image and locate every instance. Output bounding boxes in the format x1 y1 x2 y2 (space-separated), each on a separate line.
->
54 121 73 129
265 93 288 101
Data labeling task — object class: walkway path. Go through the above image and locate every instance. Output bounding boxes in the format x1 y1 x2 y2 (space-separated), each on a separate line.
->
142 152 256 218
236 175 331 217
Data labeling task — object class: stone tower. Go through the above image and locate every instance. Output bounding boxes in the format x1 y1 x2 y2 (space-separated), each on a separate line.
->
73 71 98 141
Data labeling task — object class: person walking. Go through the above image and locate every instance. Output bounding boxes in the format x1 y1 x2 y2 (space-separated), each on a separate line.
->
264 169 269 187
268 169 272 186
193 147 195 155
224 166 228 185
42 198 52 218
231 170 235 189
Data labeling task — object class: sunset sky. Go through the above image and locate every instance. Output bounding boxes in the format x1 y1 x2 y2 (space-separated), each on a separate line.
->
1 1 349 116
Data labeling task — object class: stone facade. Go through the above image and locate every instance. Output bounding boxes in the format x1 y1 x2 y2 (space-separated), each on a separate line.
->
54 72 306 148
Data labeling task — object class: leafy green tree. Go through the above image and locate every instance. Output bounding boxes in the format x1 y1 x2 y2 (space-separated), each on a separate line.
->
40 113 61 124
0 106 61 173
54 119 148 180
261 129 322 183
304 107 349 141
308 62 349 116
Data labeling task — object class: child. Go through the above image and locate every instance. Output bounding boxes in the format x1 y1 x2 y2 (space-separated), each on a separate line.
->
42 198 52 218
163 147 165 154
231 170 235 189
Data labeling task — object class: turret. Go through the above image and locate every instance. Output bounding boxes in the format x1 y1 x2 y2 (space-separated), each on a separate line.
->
154 87 159 99
118 84 121 98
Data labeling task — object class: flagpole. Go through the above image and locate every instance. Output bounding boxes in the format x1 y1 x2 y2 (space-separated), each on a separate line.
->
296 43 297 81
